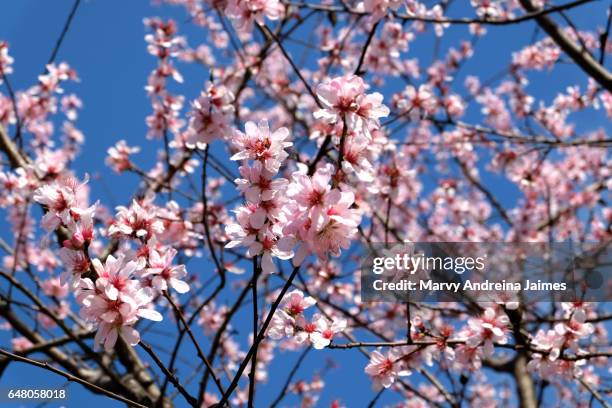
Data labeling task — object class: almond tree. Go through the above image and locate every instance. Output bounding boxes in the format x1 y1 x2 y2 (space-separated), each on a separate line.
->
0 1 610 407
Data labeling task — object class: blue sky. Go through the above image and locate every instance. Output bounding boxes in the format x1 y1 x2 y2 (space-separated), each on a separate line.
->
0 1 610 407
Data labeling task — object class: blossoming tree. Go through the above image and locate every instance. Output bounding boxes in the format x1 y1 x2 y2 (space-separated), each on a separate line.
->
0 0 610 407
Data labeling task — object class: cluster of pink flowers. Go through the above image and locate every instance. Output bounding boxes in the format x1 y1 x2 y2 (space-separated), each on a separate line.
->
106 140 141 173
364 349 411 390
268 289 347 349
38 277 70 329
144 18 186 139
512 38 561 71
225 119 294 274
31 175 162 350
141 247 190 294
0 0 610 404
287 375 326 408
32 176 96 288
314 75 389 140
285 164 363 263
528 317 596 381
459 307 510 357
394 84 437 119
109 198 165 240
7 60 81 152
31 174 191 350
226 118 363 273
106 197 192 295
184 82 234 148
77 254 163 351
33 175 92 233
226 0 284 32
359 0 404 21
357 22 415 76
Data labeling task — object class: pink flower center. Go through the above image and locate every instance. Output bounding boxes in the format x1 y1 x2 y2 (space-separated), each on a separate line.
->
379 359 393 375
304 322 316 333
54 191 69 212
307 190 324 207
288 303 304 315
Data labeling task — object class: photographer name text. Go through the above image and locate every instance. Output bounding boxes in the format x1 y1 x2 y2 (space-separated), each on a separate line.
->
371 279 567 292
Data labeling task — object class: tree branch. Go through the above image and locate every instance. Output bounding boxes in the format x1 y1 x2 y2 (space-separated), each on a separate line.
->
519 0 612 91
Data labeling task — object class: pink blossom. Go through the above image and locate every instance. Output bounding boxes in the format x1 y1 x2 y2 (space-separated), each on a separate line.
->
314 75 389 138
284 289 316 316
185 84 234 148
429 5 449 37
295 189 362 263
61 94 82 121
41 277 69 299
248 226 294 274
360 0 404 21
267 309 297 340
453 344 483 371
364 349 410 390
33 176 88 231
145 97 185 139
230 120 292 173
198 302 229 336
340 133 377 182
58 247 91 287
226 0 284 31
11 337 32 352
396 84 437 118
108 199 164 240
527 352 585 381
462 307 510 357
307 314 347 349
288 164 333 214
225 205 267 251
0 95 15 126
236 161 288 204
600 91 612 118
471 0 503 18
141 247 190 293
91 254 144 301
106 140 140 173
78 257 162 351
63 203 97 249
268 290 315 340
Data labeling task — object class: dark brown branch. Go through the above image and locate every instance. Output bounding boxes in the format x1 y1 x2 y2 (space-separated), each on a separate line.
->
0 348 148 408
163 292 225 397
47 0 81 66
247 257 260 407
140 341 198 407
286 0 595 26
257 23 322 108
354 20 380 75
216 265 301 406
269 346 311 408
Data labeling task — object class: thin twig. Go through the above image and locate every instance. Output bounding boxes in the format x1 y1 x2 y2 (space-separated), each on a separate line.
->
0 348 147 408
164 292 226 396
216 266 301 406
140 341 198 407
